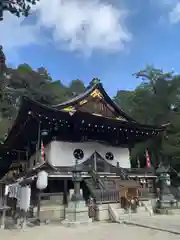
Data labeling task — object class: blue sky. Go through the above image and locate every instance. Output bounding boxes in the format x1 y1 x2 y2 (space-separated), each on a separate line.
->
1 0 180 96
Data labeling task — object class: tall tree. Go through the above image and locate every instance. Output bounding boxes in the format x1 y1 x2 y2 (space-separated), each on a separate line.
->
0 0 39 20
114 90 134 117
88 78 101 88
115 66 180 168
68 79 85 96
7 64 56 105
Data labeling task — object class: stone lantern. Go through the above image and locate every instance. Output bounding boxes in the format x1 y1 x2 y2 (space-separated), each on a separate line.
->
62 150 92 227
156 164 176 210
71 159 84 202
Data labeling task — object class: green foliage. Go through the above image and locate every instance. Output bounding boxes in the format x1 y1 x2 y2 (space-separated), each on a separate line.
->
68 79 86 96
0 0 40 21
118 66 180 169
0 118 11 134
0 63 87 139
114 90 134 116
88 78 101 88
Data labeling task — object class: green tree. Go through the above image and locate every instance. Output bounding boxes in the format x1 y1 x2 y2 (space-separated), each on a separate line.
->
68 79 85 96
0 0 40 21
88 78 101 88
7 64 56 105
130 66 180 168
114 90 135 117
48 80 69 104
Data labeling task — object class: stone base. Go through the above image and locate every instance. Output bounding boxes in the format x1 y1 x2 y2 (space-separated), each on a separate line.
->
62 218 92 227
62 200 92 227
33 205 65 221
160 202 177 209
156 208 180 215
95 203 121 221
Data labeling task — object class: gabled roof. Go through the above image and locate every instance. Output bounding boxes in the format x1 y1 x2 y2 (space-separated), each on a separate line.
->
53 82 136 122
78 151 117 171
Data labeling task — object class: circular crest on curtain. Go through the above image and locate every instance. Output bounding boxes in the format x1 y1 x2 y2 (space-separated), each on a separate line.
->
73 149 84 160
105 152 114 161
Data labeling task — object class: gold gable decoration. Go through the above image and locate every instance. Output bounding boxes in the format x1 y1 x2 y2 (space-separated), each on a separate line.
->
63 106 75 112
90 89 103 99
61 88 127 121
116 116 127 121
92 114 127 121
79 99 88 105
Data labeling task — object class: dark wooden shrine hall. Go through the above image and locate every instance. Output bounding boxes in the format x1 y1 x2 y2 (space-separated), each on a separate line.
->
0 82 167 176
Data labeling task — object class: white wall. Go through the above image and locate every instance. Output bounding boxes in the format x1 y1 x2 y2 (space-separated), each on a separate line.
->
48 141 130 168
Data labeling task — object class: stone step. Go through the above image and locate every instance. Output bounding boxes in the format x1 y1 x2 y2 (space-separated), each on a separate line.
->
139 203 154 216
108 204 119 222
116 208 126 215
119 212 151 222
108 204 154 223
168 209 180 215
137 207 147 213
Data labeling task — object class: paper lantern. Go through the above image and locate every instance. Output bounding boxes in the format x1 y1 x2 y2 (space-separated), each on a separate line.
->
165 173 171 186
4 185 9 195
36 171 48 190
19 186 31 211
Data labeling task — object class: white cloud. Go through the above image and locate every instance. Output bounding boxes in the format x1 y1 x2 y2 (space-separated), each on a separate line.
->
150 0 178 7
0 12 39 64
155 0 180 24
169 2 180 23
0 0 131 56
150 0 180 25
159 0 178 6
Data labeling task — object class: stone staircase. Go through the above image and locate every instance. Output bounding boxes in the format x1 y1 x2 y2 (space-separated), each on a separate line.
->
140 200 154 216
84 173 119 203
108 201 154 223
169 208 180 215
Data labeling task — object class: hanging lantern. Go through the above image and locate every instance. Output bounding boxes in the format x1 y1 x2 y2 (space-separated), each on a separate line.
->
36 171 48 190
165 173 171 186
54 125 59 131
4 185 9 196
41 129 48 137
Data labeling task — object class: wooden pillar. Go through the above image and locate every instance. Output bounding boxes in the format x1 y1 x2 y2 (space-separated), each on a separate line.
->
0 184 9 229
94 153 97 171
63 179 68 205
152 177 157 196
26 150 29 170
0 210 5 229
0 183 2 206
128 144 133 168
37 191 41 220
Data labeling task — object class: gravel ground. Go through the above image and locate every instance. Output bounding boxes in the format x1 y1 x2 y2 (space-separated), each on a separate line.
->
0 222 179 240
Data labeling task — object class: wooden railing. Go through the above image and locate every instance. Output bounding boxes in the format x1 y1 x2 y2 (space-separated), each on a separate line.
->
96 189 120 204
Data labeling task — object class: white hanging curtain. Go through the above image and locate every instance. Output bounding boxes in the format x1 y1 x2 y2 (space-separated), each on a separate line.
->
19 186 31 211
8 183 21 200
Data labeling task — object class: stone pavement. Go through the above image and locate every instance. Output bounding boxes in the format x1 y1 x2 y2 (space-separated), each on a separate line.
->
0 222 179 240
122 213 180 235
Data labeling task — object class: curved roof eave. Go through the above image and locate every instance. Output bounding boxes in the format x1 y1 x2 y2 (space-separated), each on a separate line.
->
22 95 168 131
0 95 168 152
52 82 136 122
